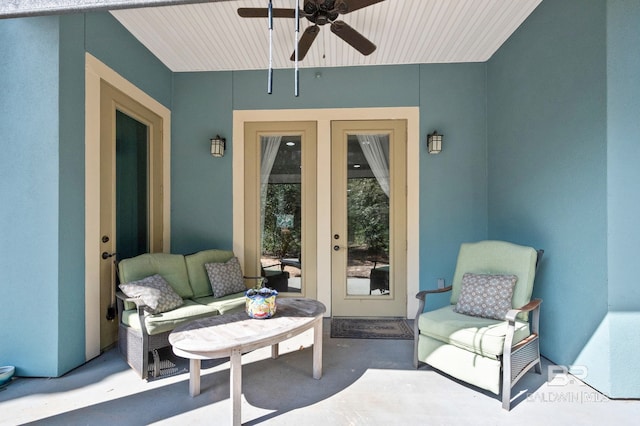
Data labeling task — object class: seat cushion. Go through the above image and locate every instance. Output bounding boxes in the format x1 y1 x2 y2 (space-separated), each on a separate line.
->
121 299 220 336
118 253 193 299
417 334 502 394
450 241 538 315
418 305 530 358
193 292 247 315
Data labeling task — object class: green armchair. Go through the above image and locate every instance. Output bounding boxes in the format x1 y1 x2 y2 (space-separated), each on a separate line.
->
414 240 544 410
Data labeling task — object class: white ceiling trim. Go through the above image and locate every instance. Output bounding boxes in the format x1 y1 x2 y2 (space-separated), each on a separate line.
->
0 0 229 19
111 0 542 72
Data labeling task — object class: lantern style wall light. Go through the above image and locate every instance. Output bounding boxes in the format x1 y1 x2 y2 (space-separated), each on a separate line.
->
210 135 226 157
427 131 443 154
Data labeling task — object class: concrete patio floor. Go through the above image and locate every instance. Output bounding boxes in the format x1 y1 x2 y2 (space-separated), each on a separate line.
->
2 319 639 425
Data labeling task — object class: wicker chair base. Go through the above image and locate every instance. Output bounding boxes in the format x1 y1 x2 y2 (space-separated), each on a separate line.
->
118 323 171 380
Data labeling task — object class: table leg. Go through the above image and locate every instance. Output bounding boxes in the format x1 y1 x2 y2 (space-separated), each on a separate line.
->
271 343 279 359
230 348 242 426
312 317 323 379
189 359 201 397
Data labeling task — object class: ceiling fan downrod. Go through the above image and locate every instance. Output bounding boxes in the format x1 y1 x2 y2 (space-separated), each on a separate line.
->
267 0 273 94
294 0 300 96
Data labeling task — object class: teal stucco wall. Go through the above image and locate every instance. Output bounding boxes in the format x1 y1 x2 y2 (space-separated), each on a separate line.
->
487 0 640 397
0 12 171 377
58 13 87 375
488 0 608 365
0 16 62 376
603 0 640 398
171 71 234 253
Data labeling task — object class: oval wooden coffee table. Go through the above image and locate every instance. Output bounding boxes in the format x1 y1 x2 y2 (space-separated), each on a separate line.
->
169 297 326 426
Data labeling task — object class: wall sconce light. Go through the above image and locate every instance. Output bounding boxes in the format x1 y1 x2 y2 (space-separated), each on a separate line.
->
427 131 443 154
210 135 226 157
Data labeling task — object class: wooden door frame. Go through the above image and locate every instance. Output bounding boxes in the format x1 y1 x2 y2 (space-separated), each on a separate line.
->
232 107 420 318
84 53 171 360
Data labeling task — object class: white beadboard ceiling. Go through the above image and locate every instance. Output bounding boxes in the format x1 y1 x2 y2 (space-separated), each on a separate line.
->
111 0 542 72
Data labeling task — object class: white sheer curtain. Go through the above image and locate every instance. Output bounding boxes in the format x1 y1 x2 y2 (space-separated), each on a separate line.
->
356 134 390 197
260 136 282 244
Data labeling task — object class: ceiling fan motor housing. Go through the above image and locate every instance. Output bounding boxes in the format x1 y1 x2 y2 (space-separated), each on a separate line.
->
238 0 381 60
305 0 341 25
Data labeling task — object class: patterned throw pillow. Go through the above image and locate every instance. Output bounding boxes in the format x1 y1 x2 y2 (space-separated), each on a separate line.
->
453 273 518 320
205 257 247 298
119 274 183 314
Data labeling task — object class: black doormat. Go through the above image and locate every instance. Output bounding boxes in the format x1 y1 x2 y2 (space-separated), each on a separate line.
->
330 317 414 340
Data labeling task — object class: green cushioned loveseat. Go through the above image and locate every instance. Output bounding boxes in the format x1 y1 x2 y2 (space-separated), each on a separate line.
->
116 249 251 379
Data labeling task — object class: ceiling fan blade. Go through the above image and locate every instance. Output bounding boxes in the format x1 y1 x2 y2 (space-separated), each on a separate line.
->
330 20 376 56
290 25 320 61
335 0 385 14
238 8 297 18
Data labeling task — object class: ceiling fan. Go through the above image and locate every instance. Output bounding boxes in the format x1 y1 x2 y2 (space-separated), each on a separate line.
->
238 0 385 61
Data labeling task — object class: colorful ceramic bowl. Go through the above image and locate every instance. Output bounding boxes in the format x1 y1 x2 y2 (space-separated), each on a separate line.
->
245 289 278 319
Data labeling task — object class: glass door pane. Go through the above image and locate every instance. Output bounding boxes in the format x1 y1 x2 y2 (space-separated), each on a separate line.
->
115 110 149 260
346 134 390 296
260 135 302 293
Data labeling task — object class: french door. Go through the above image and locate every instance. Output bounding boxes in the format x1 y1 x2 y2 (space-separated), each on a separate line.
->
242 118 407 317
243 121 317 297
99 81 164 350
331 120 407 317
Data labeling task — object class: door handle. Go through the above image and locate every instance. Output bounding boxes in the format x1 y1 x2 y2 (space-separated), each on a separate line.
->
333 245 342 251
102 252 117 260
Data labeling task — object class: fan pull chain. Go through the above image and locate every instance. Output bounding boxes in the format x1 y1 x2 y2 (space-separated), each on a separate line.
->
294 0 300 97
267 0 273 94
322 28 326 59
